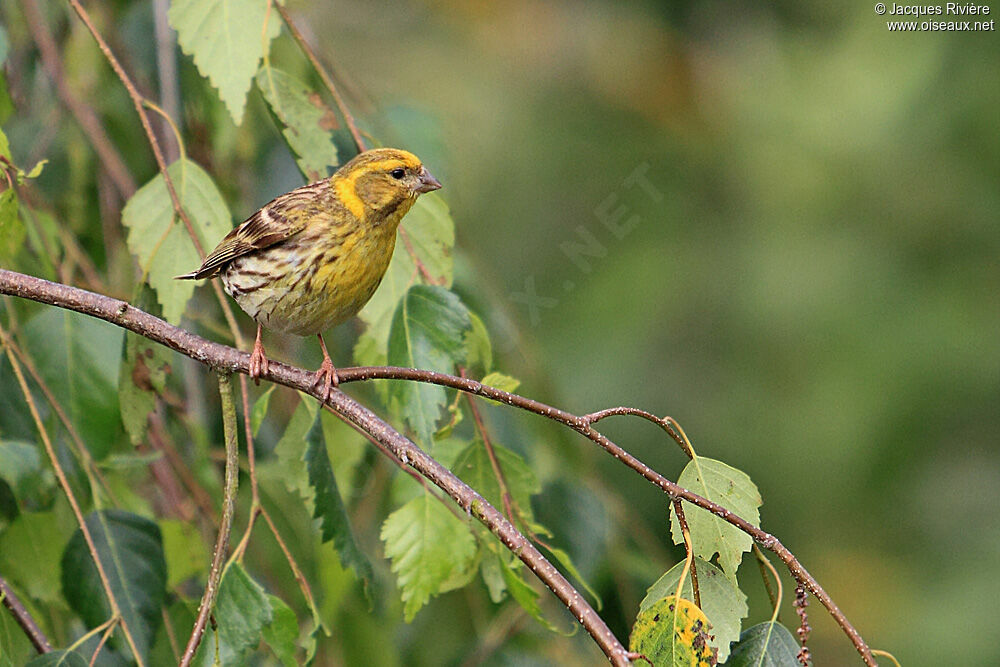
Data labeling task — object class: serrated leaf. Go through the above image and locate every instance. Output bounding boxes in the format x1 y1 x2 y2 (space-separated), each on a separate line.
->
380 493 476 621
24 309 123 459
387 286 471 448
25 651 88 667
119 333 171 445
160 518 206 589
669 457 762 580
641 558 747 662
122 159 231 324
272 396 318 498
255 67 339 180
251 385 276 437
452 439 539 525
0 189 24 264
263 594 299 667
169 0 280 125
726 622 800 667
497 553 563 633
629 595 717 666
0 512 64 602
60 510 167 663
304 411 373 593
357 193 456 355
196 563 273 666
481 371 521 394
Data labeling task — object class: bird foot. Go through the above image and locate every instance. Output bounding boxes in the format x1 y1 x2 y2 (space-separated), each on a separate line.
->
249 339 269 385
313 357 339 402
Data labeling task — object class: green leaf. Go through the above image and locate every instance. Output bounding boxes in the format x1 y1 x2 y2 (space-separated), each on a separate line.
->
0 126 10 161
726 621 800 667
160 518 207 589
640 557 747 662
380 493 476 621
357 193 456 355
465 311 493 372
60 510 167 663
122 159 231 324
255 67 339 180
25 651 88 667
320 409 366 491
0 188 24 265
251 385 276 437
629 595 716 666
24 309 123 459
0 599 35 667
545 545 603 611
304 411 374 593
669 457 762 579
0 512 64 602
481 371 521 394
387 286 472 448
496 552 563 633
118 333 172 445
24 160 46 179
0 440 52 505
196 563 273 666
263 594 299 667
452 439 539 525
169 0 280 125
272 396 318 498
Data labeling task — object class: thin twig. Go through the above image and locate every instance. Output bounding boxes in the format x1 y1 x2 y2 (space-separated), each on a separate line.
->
180 373 240 666
275 3 366 152
0 324 144 665
19 0 137 200
0 575 52 654
582 406 691 459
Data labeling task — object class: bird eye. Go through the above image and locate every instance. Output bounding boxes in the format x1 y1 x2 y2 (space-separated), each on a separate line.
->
390 168 405 180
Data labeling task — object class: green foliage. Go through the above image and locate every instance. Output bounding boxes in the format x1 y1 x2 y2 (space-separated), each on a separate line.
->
169 0 281 125
24 652 88 667
641 558 747 662
0 441 52 508
121 159 231 324
250 384 276 437
380 493 477 621
24 309 123 459
670 458 762 580
0 188 24 265
118 332 172 445
194 563 273 665
0 512 64 603
726 622 800 666
255 67 340 180
452 439 539 525
0 603 35 667
160 518 207 589
60 510 167 663
387 285 472 448
304 410 374 593
629 595 716 666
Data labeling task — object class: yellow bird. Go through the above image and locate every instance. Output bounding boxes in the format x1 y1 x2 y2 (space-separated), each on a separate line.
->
177 148 442 398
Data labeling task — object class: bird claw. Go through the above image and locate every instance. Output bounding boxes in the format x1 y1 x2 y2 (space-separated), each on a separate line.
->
249 342 269 385
313 358 339 402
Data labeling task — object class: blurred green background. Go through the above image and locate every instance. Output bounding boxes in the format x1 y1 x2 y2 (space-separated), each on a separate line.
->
315 1 998 663
2 0 998 664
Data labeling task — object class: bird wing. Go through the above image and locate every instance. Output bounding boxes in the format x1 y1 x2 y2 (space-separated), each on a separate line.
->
176 194 311 280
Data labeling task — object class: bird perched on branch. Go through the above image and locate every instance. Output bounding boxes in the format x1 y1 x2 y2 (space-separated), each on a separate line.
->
177 148 442 399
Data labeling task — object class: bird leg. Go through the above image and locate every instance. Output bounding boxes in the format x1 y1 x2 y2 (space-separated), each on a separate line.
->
313 333 339 402
249 323 269 384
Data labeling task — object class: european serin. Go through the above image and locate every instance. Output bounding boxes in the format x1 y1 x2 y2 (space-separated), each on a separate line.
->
177 148 442 398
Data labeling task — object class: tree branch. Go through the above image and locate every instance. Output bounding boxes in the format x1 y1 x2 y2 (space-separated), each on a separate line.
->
0 575 52 654
0 269 631 666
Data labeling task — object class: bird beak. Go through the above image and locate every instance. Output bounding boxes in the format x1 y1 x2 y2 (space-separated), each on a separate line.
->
416 166 442 193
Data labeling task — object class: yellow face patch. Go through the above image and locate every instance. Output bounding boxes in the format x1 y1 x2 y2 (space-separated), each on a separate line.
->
334 153 422 221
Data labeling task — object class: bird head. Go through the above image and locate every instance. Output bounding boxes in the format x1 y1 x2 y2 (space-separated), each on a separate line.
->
335 148 442 227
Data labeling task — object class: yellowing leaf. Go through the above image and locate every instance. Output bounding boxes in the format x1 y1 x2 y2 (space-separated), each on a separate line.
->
629 595 717 666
